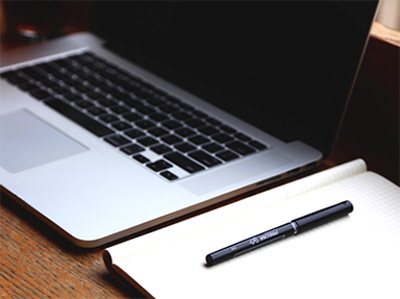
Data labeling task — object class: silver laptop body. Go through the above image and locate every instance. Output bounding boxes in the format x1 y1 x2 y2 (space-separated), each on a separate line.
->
0 2 377 247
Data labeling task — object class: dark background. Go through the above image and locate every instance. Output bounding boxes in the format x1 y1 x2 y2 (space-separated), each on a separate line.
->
93 1 378 158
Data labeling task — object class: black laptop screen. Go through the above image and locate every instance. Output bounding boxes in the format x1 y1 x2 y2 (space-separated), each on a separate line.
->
93 1 378 158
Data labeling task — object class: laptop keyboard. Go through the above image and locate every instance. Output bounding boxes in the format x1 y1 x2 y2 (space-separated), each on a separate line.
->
1 51 268 180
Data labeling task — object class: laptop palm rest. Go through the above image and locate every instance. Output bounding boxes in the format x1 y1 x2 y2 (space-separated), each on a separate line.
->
0 109 87 173
180 151 290 196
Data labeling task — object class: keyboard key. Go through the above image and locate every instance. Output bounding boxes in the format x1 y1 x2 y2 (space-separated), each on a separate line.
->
29 89 52 101
226 141 255 156
131 89 148 99
135 119 156 129
160 171 179 181
20 67 47 81
84 76 103 87
63 93 82 102
110 105 130 115
148 127 169 137
111 91 130 102
73 84 92 94
75 99 93 109
159 104 179 114
234 132 252 142
161 134 183 145
99 114 119 123
150 144 172 154
198 126 219 136
148 112 169 122
2 72 27 85
51 86 70 95
87 106 106 116
219 124 236 134
133 154 150 163
97 98 116 107
184 118 206 128
146 160 173 172
205 117 222 126
189 150 222 167
174 142 196 153
216 150 239 162
177 102 195 111
0 70 16 79
174 127 195 137
18 82 39 92
146 97 164 106
164 152 205 173
248 140 267 150
202 142 224 153
86 91 103 101
136 105 156 115
122 112 142 122
212 133 233 144
45 99 114 137
189 135 209 145
120 144 145 155
191 109 208 118
122 98 142 108
99 85 118 95
36 63 55 73
162 120 182 130
124 128 145 139
171 111 191 121
62 78 80 87
137 136 158 147
111 121 132 131
166 95 181 104
104 134 131 147
41 80 58 89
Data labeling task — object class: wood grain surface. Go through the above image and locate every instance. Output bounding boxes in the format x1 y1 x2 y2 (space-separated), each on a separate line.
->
0 192 145 299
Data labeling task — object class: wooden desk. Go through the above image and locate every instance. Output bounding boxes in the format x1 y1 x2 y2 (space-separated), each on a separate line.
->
1 23 399 298
0 192 145 298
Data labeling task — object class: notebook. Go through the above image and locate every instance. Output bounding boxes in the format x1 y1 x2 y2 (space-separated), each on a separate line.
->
104 159 400 299
0 1 379 247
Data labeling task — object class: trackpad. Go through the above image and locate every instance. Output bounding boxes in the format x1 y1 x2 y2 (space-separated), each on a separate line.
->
0 110 87 173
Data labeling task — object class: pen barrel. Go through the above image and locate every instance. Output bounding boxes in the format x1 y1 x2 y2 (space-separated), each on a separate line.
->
206 223 294 266
205 201 354 266
293 200 353 234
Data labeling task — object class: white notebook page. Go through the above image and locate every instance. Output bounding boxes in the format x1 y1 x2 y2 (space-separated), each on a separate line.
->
105 159 400 299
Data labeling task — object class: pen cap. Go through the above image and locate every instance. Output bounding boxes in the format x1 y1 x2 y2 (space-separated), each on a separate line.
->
293 200 353 234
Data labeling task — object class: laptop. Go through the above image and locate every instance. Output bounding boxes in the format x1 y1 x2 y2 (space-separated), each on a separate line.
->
0 1 378 247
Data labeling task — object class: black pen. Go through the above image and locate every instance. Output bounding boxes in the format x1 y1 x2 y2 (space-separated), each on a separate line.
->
205 200 353 266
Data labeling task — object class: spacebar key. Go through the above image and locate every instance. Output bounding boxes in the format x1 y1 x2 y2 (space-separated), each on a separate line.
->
45 99 113 137
164 152 205 174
